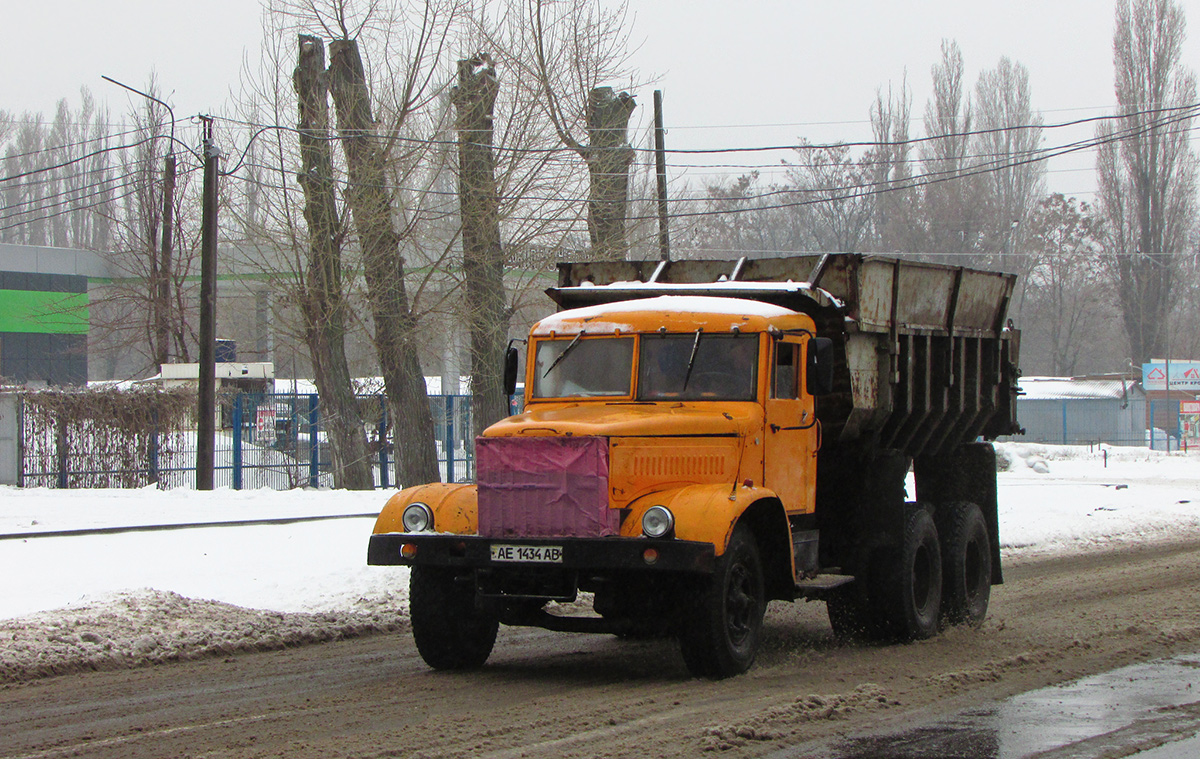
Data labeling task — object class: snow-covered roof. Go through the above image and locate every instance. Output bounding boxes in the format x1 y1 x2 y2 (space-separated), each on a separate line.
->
1019 376 1141 401
533 294 809 336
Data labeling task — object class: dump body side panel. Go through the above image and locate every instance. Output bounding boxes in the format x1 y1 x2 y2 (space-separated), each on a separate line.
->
552 253 1020 459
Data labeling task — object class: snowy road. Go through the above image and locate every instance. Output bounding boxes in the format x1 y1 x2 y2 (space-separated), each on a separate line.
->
1 442 1200 758
3 540 1200 759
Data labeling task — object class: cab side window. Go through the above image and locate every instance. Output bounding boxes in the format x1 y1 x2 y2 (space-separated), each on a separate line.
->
773 341 800 400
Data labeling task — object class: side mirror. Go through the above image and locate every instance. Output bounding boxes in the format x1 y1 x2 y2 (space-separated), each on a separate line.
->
806 337 835 396
503 345 520 397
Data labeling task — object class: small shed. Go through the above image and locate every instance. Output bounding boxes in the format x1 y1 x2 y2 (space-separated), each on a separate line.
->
1011 375 1146 446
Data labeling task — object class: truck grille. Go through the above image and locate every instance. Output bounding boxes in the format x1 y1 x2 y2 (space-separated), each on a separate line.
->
476 436 618 538
632 453 727 478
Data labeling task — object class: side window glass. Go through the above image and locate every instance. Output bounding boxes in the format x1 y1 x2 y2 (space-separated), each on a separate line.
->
773 342 799 399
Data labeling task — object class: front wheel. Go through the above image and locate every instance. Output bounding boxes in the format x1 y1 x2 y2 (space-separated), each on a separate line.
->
410 567 498 670
678 525 765 679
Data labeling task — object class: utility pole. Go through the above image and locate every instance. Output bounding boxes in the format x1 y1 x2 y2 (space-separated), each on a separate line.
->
196 116 220 490
159 153 176 366
654 90 671 262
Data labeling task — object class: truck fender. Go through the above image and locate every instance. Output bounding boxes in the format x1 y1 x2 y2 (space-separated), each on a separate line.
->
624 484 794 600
373 483 478 536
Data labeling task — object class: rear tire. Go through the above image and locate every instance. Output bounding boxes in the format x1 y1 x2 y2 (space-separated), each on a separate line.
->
826 549 890 641
885 509 942 641
940 502 992 628
679 525 765 679
410 567 498 670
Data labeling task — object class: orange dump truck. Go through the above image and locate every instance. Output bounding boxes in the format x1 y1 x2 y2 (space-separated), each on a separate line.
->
368 254 1021 678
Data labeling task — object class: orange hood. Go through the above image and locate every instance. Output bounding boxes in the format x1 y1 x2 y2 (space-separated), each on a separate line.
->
483 401 759 439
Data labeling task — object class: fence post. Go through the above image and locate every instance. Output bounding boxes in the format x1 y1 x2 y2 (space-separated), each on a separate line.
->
444 395 455 482
148 408 160 487
55 417 68 488
308 394 320 488
1061 400 1068 445
378 395 389 489
464 394 474 481
232 393 243 490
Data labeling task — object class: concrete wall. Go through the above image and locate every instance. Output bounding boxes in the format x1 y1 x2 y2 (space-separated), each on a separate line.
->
0 394 18 485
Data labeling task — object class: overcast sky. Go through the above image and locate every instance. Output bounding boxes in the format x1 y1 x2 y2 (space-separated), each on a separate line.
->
7 0 1200 198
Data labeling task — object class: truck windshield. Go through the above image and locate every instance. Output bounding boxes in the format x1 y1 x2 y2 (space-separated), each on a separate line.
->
638 333 758 401
531 336 634 398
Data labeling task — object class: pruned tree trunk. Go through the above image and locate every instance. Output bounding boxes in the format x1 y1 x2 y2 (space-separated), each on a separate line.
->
452 55 510 440
328 38 441 487
293 34 373 491
583 87 636 259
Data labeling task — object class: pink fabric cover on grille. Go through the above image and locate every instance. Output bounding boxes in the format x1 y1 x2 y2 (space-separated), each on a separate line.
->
476 435 616 538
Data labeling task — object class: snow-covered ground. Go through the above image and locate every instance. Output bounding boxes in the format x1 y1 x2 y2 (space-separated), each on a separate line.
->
2 442 1199 682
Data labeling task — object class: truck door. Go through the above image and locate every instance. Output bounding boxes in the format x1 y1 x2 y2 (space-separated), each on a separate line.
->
763 336 818 513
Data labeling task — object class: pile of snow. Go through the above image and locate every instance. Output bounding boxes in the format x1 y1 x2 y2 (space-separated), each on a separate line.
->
0 589 406 682
1 442 1199 683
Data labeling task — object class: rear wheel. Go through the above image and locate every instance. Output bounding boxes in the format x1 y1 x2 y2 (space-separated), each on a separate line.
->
940 502 992 627
679 525 765 679
410 567 498 670
884 509 942 641
826 549 890 641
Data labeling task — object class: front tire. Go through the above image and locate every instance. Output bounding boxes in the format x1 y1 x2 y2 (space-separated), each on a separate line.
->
410 567 498 670
679 525 765 679
940 502 992 628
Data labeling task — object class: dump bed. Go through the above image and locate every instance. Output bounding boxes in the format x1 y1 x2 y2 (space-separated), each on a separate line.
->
549 254 1021 458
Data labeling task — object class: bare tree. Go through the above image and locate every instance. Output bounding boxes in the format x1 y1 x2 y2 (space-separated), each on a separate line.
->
921 40 985 261
88 84 200 377
328 24 445 486
1022 194 1112 375
0 93 115 251
868 77 921 252
293 33 374 489
973 57 1045 273
1097 0 1198 366
524 0 637 259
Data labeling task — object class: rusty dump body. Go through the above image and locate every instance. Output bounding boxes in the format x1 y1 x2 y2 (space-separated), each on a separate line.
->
550 253 1022 458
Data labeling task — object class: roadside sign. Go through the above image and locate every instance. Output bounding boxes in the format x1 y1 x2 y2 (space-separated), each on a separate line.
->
1142 361 1200 391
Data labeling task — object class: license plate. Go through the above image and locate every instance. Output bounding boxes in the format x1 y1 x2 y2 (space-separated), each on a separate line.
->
490 544 564 563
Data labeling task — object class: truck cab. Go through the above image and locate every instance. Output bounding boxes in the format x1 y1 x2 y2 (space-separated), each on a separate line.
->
370 295 832 678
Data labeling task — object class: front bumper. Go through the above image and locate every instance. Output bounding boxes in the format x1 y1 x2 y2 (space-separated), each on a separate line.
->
367 533 716 574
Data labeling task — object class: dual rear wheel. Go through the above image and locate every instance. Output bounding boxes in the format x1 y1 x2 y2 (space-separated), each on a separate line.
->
827 501 991 642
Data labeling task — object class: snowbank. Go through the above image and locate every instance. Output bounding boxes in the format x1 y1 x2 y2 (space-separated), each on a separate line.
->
0 589 407 682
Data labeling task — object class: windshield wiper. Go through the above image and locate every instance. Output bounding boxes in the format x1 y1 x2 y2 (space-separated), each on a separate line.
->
682 329 703 390
542 331 585 378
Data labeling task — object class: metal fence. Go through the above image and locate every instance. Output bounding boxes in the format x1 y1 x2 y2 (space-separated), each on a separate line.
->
1008 397 1148 447
19 392 477 490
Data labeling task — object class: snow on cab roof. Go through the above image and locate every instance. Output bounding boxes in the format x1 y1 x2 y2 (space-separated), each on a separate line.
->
533 295 803 335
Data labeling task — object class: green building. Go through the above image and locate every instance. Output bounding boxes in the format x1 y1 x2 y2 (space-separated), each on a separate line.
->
0 244 98 385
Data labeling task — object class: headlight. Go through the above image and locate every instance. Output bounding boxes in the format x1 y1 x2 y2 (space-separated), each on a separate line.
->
401 502 433 533
641 505 674 538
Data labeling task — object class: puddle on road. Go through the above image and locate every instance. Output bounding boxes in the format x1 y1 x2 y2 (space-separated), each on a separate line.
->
777 654 1200 759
